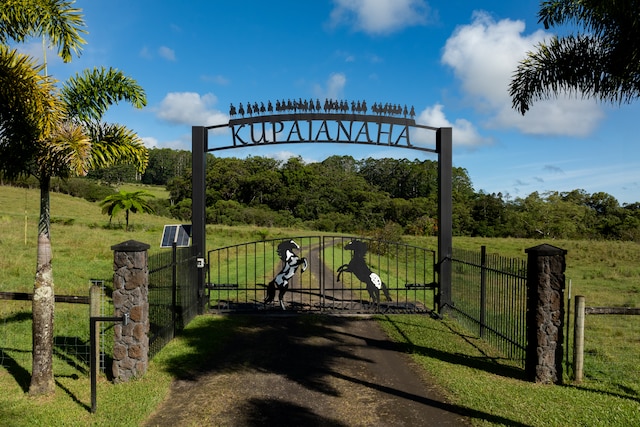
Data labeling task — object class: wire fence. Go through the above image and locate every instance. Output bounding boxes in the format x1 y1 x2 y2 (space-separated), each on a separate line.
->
0 281 113 378
91 279 115 373
582 312 640 393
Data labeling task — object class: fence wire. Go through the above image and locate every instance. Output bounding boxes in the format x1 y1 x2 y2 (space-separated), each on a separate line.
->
0 280 113 377
1 300 92 378
583 313 640 394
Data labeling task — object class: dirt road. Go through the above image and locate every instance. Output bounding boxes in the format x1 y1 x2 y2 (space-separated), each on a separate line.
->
144 315 469 426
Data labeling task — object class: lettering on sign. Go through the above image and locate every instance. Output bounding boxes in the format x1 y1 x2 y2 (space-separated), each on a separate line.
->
206 99 437 153
230 116 412 148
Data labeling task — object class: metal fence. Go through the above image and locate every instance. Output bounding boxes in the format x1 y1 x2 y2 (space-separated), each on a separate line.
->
207 236 437 314
449 246 528 366
148 244 199 358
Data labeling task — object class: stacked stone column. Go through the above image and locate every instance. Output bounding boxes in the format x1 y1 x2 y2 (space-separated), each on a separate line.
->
111 240 150 383
525 244 567 384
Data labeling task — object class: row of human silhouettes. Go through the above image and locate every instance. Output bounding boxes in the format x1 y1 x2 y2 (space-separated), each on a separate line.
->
229 99 416 119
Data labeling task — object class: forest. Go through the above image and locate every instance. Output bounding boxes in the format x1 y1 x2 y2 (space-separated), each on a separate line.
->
10 147 640 241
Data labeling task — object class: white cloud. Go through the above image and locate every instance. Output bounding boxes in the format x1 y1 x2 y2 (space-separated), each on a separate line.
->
201 74 230 85
327 73 347 98
415 104 491 147
329 0 431 35
13 41 63 67
441 11 604 136
158 46 176 61
139 46 152 59
314 73 347 99
141 136 159 148
139 46 177 61
157 92 228 126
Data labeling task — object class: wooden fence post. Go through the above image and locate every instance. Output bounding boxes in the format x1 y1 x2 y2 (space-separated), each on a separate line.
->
573 295 585 383
89 283 102 373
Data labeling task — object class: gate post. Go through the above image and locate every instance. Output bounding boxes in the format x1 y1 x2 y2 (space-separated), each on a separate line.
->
192 126 208 313
437 127 453 313
524 243 567 384
111 240 151 382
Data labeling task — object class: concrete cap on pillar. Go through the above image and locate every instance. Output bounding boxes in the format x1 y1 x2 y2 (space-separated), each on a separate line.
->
111 240 151 252
525 243 567 256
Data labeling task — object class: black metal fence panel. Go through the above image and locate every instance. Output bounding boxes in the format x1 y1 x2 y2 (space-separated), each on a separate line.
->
450 246 527 366
207 236 437 314
148 245 199 359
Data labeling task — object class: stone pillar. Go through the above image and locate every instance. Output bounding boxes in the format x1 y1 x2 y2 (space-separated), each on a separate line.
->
525 244 567 384
111 240 150 382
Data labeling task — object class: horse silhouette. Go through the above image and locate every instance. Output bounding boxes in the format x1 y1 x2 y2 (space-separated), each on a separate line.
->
337 240 391 304
264 240 308 310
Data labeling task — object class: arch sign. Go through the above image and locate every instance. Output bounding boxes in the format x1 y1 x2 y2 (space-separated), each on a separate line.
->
191 98 453 313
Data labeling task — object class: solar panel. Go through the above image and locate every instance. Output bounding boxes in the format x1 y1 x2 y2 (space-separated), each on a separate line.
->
160 224 192 248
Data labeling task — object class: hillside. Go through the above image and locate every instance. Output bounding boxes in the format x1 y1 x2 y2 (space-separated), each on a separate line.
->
0 185 170 294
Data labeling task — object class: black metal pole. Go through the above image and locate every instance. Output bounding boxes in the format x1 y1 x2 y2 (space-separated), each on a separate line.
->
480 245 487 338
172 241 177 338
192 126 207 314
437 127 453 314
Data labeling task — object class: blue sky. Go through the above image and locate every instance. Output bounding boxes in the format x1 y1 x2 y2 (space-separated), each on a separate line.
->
20 0 640 204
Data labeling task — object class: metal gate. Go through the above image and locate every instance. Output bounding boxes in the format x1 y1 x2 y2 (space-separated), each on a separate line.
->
206 236 437 314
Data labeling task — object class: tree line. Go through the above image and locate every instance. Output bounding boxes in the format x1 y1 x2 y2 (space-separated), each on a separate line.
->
155 152 639 241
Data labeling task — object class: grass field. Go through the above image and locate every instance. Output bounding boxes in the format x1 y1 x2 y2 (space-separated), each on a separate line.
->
1 184 639 426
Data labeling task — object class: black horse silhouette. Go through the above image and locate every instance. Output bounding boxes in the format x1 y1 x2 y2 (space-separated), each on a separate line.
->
337 240 391 304
264 240 308 310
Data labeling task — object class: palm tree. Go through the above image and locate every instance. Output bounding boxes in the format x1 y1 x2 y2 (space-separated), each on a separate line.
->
28 68 147 396
1 0 87 397
510 0 640 114
1 2 148 395
100 190 156 231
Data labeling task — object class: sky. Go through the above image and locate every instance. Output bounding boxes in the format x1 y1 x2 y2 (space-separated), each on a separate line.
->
17 0 640 204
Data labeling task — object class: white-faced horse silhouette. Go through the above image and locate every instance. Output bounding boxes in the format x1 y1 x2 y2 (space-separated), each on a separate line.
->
264 240 308 310
337 240 391 304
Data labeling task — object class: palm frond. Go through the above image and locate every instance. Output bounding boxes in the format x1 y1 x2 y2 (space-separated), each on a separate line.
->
44 121 91 176
86 122 149 173
0 46 65 177
512 0 640 114
62 67 147 122
0 0 87 62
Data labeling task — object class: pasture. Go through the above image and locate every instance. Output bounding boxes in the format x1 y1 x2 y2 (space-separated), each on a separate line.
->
0 184 639 426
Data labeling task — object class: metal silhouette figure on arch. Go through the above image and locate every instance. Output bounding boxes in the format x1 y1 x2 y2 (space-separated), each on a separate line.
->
337 240 392 304
228 99 415 119
264 240 308 310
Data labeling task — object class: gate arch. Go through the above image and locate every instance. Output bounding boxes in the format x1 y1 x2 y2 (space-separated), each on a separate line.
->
191 99 452 313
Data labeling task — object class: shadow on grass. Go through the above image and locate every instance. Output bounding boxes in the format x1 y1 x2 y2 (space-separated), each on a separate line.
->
55 376 90 412
0 349 31 392
378 314 526 380
152 313 531 427
53 336 89 375
0 310 32 392
562 382 640 405
1 311 32 323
